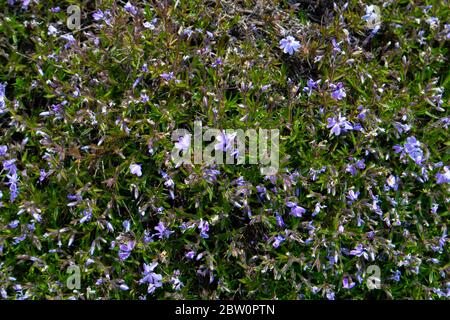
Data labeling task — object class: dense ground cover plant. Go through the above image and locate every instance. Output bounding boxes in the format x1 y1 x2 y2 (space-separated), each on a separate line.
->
0 0 448 299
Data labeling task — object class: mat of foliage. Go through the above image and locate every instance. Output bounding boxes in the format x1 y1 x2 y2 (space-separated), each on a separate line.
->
0 0 449 300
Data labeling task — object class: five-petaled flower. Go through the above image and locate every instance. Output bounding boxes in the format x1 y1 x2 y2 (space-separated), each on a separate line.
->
279 36 301 55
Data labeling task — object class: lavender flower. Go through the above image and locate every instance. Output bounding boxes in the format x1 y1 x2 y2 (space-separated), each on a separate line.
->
185 251 195 260
303 79 320 96
279 36 301 55
198 219 209 239
139 262 163 294
170 270 184 291
286 201 306 217
435 166 449 184
273 235 285 248
347 189 360 203
124 2 138 15
342 277 356 289
154 221 173 239
79 209 92 224
275 213 285 227
118 240 135 260
0 145 7 156
130 163 142 177
349 244 367 258
327 113 353 136
330 82 346 100
61 34 76 49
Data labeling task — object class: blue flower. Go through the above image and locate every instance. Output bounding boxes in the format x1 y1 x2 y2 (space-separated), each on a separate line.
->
436 166 449 184
118 240 135 260
154 221 173 239
124 2 138 15
279 36 301 55
139 262 163 294
273 235 285 248
330 82 346 100
286 201 306 217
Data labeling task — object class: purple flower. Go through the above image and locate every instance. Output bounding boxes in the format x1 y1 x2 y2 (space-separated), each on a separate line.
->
303 79 320 96
275 213 285 227
286 201 306 217
355 159 366 170
198 219 209 239
39 169 48 182
391 270 401 282
170 270 184 291
139 262 163 294
79 209 92 224
92 9 105 21
154 221 173 239
273 235 285 248
349 244 367 258
124 2 138 15
118 240 135 260
403 136 424 164
330 82 346 100
123 220 131 232
50 7 60 13
160 72 180 83
3 159 19 202
343 277 356 289
385 175 399 191
8 220 19 229
211 58 223 68
185 251 195 259
0 145 7 156
394 122 411 134
327 113 353 136
279 36 301 55
312 203 326 217
436 167 449 184
130 163 142 177
61 34 76 49
214 131 237 154
347 189 360 202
